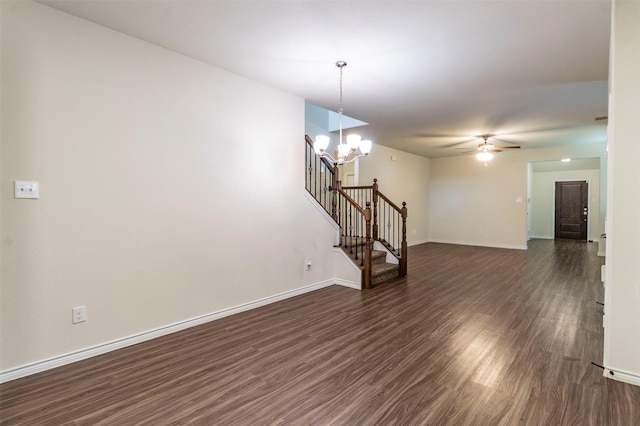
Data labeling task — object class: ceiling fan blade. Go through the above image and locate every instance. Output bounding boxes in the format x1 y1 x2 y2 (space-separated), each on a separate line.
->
491 137 521 146
440 132 525 155
489 146 521 152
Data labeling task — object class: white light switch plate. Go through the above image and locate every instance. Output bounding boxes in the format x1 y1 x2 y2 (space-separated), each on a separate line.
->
15 181 39 199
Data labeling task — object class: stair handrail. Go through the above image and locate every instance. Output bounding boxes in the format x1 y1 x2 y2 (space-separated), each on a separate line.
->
377 191 403 212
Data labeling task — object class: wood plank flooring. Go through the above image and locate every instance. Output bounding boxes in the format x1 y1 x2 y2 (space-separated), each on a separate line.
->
2 239 640 425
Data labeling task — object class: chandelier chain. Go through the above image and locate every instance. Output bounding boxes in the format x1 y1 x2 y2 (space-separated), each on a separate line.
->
339 63 344 116
338 62 345 146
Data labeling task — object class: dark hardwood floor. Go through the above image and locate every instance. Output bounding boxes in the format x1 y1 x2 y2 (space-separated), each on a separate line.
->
2 239 639 425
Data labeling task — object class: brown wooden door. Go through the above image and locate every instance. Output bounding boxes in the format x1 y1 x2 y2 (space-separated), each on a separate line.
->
555 181 588 240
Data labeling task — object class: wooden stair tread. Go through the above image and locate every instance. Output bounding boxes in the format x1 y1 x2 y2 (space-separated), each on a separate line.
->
372 262 399 274
371 250 387 263
372 262 400 285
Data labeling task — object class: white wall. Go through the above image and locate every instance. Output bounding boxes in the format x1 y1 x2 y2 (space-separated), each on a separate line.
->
429 143 606 250
357 144 430 246
604 0 640 385
530 169 601 241
0 1 338 374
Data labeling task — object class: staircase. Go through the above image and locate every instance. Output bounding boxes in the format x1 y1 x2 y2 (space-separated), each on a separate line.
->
305 135 407 289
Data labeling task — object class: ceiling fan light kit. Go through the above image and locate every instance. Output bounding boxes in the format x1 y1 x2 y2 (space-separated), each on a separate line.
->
476 151 494 162
314 61 372 165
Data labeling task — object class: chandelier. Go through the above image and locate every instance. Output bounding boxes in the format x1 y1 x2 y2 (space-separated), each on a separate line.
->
314 61 372 165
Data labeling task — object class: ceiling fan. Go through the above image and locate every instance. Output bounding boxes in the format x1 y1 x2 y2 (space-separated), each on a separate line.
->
457 134 521 152
455 135 521 163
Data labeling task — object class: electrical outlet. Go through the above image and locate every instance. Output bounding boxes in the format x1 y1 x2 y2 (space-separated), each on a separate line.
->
305 259 312 271
14 181 40 199
72 306 86 324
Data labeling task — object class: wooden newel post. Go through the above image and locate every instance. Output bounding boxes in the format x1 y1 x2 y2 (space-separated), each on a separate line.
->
363 202 373 290
331 173 339 222
372 178 379 241
400 201 408 277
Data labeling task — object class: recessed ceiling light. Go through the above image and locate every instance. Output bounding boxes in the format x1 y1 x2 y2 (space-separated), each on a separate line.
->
561 158 571 162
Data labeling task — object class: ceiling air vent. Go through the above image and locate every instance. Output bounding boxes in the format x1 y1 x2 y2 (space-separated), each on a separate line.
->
595 116 608 121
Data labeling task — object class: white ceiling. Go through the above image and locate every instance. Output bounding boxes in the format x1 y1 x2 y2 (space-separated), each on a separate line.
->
39 0 611 158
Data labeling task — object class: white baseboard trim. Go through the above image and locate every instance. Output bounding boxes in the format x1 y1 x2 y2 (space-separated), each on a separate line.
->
334 279 361 290
428 239 527 251
598 251 605 257
604 367 640 387
529 235 553 240
0 279 339 384
408 239 429 247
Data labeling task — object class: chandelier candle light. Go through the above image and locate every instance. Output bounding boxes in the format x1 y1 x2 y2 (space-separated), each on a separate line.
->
314 61 372 165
